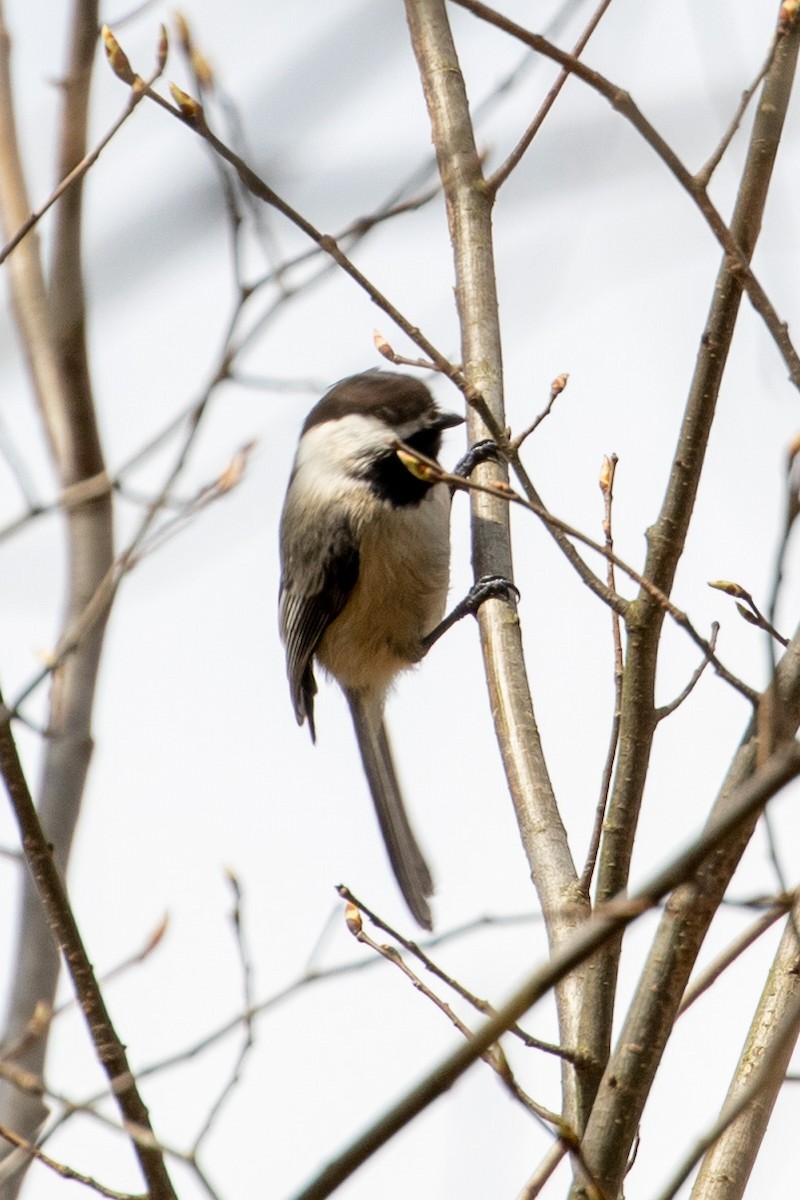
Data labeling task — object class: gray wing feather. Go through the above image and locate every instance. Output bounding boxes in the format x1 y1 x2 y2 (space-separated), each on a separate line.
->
279 516 360 740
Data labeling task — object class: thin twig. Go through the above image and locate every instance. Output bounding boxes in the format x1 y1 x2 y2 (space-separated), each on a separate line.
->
678 895 793 1016
345 904 563 1127
579 455 623 897
343 902 615 1200
696 34 780 187
398 442 758 705
338 887 583 1065
1 916 168 1066
488 0 615 193
515 1140 569 1200
99 43 485 412
0 442 251 732
451 0 800 392
654 623 720 722
0 1123 141 1200
709 580 789 647
191 870 256 1154
767 435 800 631
288 743 800 1200
508 373 569 452
0 46 166 267
54 907 541 1121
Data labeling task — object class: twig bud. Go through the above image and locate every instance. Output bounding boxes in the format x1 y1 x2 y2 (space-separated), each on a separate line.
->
155 25 169 73
707 580 747 599
396 448 441 482
169 82 205 125
192 49 215 91
735 603 760 627
344 903 363 936
550 372 569 400
599 455 614 494
217 441 256 493
101 26 136 86
174 11 192 53
28 1001 53 1039
373 330 395 361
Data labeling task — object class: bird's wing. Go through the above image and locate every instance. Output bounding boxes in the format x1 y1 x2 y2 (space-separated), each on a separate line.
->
279 518 359 740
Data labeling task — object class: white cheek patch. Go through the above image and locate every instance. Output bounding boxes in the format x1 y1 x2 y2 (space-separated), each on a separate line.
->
295 414 391 489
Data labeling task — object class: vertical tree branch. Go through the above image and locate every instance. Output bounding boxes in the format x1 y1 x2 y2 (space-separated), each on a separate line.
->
403 0 588 1128
688 894 800 1200
0 705 177 1199
0 5 74 1151
0 0 116 1186
576 1 800 1124
574 632 800 1198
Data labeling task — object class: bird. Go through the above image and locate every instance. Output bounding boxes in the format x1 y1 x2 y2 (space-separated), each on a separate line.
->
278 370 464 929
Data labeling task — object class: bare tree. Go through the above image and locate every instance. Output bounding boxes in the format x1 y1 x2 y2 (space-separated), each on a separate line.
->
0 1 799 1197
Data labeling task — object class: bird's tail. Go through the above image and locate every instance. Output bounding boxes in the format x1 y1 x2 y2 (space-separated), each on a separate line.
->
346 691 434 930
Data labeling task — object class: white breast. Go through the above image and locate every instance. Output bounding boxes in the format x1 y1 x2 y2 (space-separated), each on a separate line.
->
317 483 452 697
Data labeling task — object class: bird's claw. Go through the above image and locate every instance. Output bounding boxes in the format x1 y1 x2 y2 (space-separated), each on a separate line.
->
468 574 520 611
453 439 502 479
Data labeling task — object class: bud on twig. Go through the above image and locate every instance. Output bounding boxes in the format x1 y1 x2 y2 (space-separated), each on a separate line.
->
735 603 760 627
216 441 256 494
374 330 395 361
345 903 363 936
174 11 192 53
708 580 789 646
509 371 570 451
155 25 169 74
550 372 569 401
169 82 205 126
191 49 215 91
28 1001 53 1040
101 26 136 85
396 446 443 483
708 580 747 599
599 455 614 495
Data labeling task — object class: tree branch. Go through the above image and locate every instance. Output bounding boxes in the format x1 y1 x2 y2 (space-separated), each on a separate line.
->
575 631 800 1199
289 739 800 1200
687 892 800 1200
403 0 589 1131
575 0 800 1136
486 0 614 194
0 6 171 1195
451 0 800 391
0 705 176 1197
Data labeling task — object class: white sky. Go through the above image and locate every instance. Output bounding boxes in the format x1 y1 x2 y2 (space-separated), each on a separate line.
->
0 1 799 1197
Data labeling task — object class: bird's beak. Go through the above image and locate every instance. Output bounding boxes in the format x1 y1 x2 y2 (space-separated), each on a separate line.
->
433 410 465 431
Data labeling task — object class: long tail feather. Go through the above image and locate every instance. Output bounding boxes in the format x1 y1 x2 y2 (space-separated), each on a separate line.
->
347 692 434 930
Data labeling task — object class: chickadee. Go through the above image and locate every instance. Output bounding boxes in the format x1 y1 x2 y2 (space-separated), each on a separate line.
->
279 370 464 929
